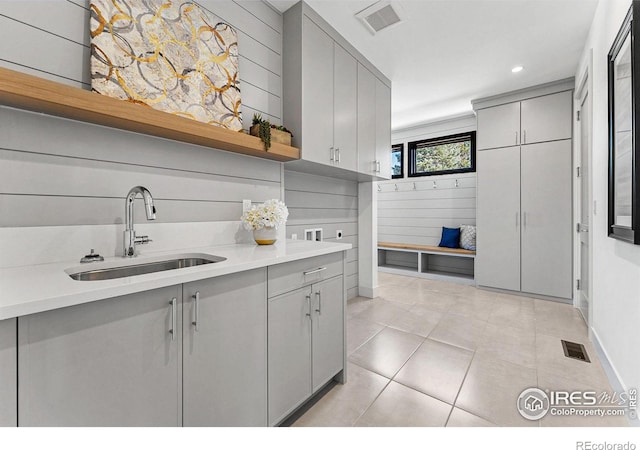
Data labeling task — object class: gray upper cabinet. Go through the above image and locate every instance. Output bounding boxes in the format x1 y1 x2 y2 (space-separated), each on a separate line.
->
311 276 344 392
182 269 267 427
521 91 573 144
0 319 16 427
357 63 377 175
521 140 573 299
477 102 521 150
283 2 391 179
477 91 572 150
18 286 182 426
476 146 521 292
268 286 313 426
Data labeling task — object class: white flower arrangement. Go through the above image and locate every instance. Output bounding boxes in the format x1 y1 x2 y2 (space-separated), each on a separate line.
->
241 199 289 231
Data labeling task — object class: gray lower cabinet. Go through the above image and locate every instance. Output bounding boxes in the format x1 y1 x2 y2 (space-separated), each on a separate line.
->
0 318 17 427
182 269 267 426
268 273 345 426
18 286 182 426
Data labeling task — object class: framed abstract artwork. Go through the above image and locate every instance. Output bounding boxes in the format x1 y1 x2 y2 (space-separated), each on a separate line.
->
90 0 243 131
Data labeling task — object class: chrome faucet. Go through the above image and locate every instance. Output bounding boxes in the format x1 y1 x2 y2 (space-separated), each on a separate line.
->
123 186 156 257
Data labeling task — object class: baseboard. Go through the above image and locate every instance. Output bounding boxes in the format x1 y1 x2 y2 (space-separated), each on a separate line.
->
358 286 378 298
591 328 638 427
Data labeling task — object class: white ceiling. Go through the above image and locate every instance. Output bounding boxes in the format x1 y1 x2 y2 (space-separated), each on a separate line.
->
268 0 598 130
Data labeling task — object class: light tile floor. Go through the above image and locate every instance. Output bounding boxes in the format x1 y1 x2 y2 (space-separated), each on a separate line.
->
290 272 628 427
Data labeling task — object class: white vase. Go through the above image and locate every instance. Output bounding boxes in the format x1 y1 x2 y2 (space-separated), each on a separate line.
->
253 226 277 245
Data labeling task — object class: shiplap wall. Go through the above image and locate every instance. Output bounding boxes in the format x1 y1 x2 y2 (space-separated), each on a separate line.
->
0 0 284 228
284 170 359 299
378 114 477 247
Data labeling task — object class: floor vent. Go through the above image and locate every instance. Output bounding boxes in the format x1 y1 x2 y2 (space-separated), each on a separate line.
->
561 340 591 363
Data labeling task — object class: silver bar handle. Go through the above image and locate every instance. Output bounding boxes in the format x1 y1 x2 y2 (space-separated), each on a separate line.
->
305 294 311 318
335 148 341 163
523 212 528 229
516 212 519 228
192 291 200 332
329 147 335 162
376 161 381 173
304 266 327 276
315 291 322 314
169 297 177 341
516 131 518 145
523 130 526 144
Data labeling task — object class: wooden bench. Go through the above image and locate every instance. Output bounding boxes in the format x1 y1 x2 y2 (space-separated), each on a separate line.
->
378 241 475 285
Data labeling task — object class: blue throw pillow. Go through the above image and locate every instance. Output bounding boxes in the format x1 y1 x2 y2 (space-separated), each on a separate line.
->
438 227 461 249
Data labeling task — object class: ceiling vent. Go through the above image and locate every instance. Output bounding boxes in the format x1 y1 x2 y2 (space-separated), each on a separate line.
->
355 2 404 35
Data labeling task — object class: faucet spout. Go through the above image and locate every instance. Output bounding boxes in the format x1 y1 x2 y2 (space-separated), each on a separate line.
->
124 186 156 257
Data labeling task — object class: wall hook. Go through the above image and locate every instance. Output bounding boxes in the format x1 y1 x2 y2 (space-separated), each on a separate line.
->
377 185 382 192
433 181 437 189
455 179 459 188
413 182 417 190
394 184 398 191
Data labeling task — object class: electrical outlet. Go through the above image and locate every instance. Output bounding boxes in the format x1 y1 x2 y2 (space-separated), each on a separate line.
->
315 228 323 242
304 229 314 240
291 233 298 240
242 199 251 212
336 230 343 240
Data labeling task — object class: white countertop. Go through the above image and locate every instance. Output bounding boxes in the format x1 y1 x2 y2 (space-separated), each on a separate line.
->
0 240 351 320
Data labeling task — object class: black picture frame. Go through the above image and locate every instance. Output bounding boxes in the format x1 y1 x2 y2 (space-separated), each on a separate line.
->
608 3 640 244
391 144 404 179
407 131 476 178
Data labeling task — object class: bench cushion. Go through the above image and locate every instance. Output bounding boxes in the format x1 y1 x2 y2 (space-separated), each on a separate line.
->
378 242 476 256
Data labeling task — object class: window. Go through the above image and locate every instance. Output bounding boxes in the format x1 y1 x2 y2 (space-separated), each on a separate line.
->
408 131 476 177
391 144 404 178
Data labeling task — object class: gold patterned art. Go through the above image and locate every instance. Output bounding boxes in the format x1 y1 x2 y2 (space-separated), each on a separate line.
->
90 0 243 130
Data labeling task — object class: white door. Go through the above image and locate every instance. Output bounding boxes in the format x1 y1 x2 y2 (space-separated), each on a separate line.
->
375 77 392 179
476 102 521 150
333 43 358 171
357 63 377 174
521 140 573 299
578 90 591 322
521 91 573 145
476 146 521 291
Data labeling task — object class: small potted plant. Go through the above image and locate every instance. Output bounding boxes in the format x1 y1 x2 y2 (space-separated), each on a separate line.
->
241 199 289 245
250 113 293 150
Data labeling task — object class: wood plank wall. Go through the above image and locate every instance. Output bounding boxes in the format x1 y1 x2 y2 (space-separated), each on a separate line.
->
284 170 359 299
378 115 477 247
0 0 284 227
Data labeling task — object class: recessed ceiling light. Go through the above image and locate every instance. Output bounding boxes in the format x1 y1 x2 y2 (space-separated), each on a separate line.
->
512 66 524 73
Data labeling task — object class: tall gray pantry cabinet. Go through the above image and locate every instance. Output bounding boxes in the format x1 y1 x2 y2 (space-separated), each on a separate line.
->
475 89 573 300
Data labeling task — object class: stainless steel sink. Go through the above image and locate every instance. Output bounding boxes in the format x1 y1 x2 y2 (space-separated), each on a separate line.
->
68 255 226 281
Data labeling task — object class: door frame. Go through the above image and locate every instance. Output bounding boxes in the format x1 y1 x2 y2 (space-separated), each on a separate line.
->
574 49 593 333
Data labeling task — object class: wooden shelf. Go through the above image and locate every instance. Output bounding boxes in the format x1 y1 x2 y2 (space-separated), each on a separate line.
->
0 67 300 162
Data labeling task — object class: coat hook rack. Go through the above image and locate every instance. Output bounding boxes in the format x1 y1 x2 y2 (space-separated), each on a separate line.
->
433 181 437 189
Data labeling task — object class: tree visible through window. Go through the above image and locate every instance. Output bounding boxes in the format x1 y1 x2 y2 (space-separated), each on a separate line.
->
391 144 403 178
408 132 476 177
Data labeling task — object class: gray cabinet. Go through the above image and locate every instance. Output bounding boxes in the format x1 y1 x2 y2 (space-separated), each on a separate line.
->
267 255 345 426
268 286 313 426
521 140 573 299
283 2 391 178
182 269 267 427
0 319 16 427
18 286 182 426
476 146 521 292
477 91 572 150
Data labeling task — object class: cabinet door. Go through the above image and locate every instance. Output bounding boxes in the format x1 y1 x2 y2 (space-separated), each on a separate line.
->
476 102 521 150
476 146 521 291
357 63 377 174
18 286 181 426
302 15 334 165
521 91 572 144
311 276 344 392
521 140 573 299
183 269 267 426
0 319 16 427
375 77 392 179
333 43 358 171
268 287 312 426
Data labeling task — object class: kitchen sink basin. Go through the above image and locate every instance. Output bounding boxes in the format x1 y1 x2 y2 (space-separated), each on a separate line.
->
68 255 227 281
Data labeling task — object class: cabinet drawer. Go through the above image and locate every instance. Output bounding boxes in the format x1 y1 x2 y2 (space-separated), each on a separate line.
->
268 252 343 298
